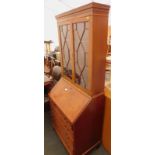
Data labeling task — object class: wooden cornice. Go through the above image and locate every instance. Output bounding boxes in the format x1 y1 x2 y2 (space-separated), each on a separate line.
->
56 2 110 19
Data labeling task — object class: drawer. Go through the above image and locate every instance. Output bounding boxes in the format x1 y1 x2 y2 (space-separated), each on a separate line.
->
54 122 74 153
54 111 73 132
52 104 73 131
55 126 74 154
52 114 73 142
53 115 72 131
51 103 74 152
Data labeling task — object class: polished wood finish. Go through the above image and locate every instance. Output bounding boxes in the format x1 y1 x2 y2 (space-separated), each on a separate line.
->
49 78 105 155
50 78 91 124
49 2 110 155
56 2 110 95
102 84 111 154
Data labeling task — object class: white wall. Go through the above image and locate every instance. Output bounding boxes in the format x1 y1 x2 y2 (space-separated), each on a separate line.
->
44 8 58 49
44 0 111 49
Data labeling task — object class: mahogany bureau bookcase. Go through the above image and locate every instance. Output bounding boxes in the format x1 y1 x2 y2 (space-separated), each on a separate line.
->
48 2 110 155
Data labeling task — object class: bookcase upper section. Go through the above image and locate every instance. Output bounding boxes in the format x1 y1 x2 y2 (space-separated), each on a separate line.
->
56 2 110 96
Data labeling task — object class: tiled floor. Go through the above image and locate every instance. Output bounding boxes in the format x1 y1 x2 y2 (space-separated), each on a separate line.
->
44 110 109 155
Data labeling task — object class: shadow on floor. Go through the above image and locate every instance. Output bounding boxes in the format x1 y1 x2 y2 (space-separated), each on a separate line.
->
44 111 109 155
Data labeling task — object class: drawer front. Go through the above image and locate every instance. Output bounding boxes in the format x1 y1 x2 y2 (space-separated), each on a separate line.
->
53 116 73 143
52 104 73 134
52 103 74 153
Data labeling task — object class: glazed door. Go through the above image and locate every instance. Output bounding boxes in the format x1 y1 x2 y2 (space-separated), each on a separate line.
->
73 21 89 89
59 20 90 90
59 24 72 79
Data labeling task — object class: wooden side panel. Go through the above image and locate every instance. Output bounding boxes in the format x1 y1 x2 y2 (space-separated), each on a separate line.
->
102 92 111 154
90 14 109 95
74 94 105 155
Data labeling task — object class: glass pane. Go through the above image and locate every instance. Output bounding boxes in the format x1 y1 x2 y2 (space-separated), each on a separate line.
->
60 25 72 79
73 21 89 89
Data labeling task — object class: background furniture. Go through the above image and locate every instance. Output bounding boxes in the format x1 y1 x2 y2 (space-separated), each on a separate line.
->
44 75 52 86
44 75 52 111
44 40 53 56
44 57 53 77
44 65 62 112
49 2 110 155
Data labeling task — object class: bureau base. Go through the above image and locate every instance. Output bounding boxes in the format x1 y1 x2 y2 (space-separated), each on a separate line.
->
49 78 105 155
